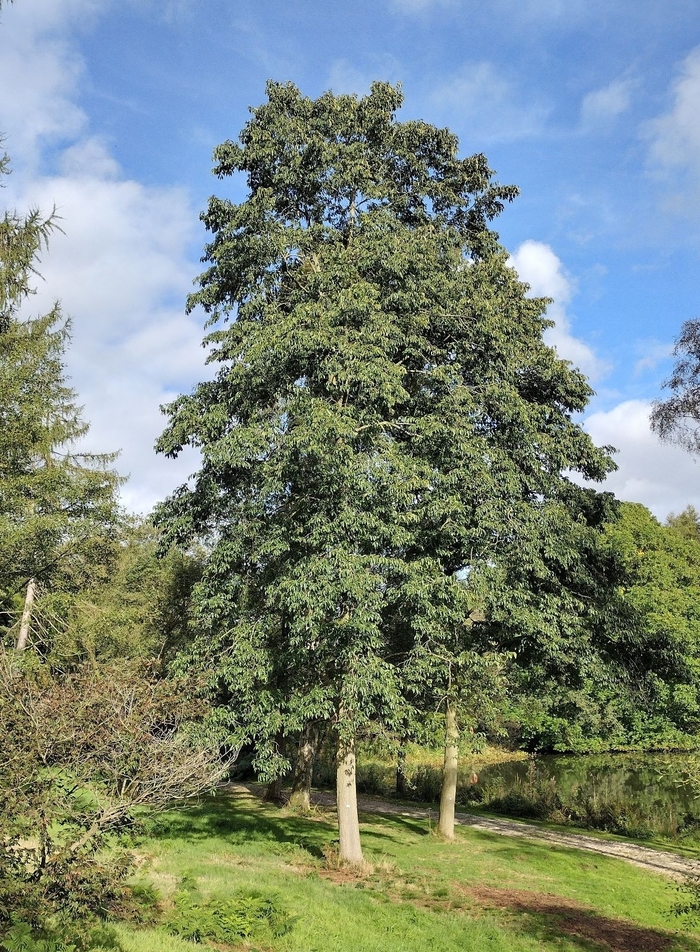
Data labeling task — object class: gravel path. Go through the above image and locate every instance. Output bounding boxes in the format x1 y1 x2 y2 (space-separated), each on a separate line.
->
234 784 699 880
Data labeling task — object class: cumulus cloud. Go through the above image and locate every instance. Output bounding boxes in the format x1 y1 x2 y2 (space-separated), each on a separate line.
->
1 0 207 513
583 400 700 519
580 77 635 128
0 0 103 167
508 240 609 381
428 62 550 143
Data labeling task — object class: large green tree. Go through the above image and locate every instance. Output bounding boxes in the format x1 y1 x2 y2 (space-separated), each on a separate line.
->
156 81 614 860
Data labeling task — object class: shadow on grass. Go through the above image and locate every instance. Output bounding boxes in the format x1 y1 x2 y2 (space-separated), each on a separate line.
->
465 885 699 952
359 813 431 839
143 793 332 856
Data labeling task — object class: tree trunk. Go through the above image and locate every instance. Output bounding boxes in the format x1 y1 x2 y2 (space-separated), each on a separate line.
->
290 722 318 812
16 578 36 651
437 701 459 839
336 734 363 865
395 744 407 798
263 776 284 803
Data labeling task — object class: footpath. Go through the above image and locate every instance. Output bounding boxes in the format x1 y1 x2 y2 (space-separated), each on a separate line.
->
237 784 699 880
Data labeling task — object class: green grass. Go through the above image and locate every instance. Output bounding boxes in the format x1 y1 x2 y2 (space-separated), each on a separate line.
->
115 790 700 952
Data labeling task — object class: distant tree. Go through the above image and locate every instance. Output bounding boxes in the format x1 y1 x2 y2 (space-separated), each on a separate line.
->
0 151 122 651
651 319 700 455
667 505 700 543
156 81 615 859
51 519 205 666
505 500 700 750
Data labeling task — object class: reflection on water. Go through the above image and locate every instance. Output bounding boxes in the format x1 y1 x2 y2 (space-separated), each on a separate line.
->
470 752 700 838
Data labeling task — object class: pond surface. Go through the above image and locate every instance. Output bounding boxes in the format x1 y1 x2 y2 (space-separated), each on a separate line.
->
473 751 700 816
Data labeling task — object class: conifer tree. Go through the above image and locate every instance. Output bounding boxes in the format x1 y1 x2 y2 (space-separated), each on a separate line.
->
0 149 122 648
156 82 614 859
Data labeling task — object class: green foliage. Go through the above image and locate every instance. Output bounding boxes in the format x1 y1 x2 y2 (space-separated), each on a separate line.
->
0 148 57 330
667 505 700 543
55 520 204 665
0 920 120 952
0 311 122 614
165 882 293 945
501 501 700 751
155 80 614 785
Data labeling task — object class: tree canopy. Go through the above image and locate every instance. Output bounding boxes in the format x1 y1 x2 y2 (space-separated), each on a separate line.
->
155 81 616 859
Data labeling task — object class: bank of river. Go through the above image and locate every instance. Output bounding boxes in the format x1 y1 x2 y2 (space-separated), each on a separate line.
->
468 751 700 840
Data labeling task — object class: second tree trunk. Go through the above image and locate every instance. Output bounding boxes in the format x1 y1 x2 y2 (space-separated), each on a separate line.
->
437 702 459 839
336 734 363 864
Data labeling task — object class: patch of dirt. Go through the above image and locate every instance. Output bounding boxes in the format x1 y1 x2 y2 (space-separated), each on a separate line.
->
319 866 370 885
465 885 673 952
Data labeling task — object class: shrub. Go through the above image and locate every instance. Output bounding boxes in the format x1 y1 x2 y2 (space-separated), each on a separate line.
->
166 887 294 944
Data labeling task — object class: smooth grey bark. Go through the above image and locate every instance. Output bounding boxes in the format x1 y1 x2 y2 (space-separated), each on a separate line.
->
437 701 459 839
336 734 363 865
289 721 319 812
15 577 36 651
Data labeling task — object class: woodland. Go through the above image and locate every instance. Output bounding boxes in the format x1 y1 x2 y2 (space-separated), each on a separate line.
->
5 62 700 951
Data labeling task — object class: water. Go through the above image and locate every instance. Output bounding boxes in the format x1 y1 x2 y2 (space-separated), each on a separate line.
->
470 752 700 836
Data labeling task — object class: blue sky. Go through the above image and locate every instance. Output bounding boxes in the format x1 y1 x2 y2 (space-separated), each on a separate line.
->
2 0 700 515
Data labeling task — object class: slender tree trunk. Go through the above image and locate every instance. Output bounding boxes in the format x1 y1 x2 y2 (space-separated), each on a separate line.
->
290 722 319 812
395 744 407 798
336 733 363 865
16 578 36 651
263 776 284 803
437 701 459 839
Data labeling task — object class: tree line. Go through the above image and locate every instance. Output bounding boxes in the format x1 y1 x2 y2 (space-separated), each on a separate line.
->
3 76 700 944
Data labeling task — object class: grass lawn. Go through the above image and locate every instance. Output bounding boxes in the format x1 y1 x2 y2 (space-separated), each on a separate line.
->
116 789 700 952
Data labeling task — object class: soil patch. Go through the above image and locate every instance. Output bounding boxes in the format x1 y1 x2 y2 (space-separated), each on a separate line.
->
466 885 673 952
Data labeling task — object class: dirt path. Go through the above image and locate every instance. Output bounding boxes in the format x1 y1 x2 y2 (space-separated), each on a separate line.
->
233 784 699 880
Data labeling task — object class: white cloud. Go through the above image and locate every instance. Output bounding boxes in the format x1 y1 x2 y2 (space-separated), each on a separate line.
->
1 0 208 513
646 45 700 208
388 0 453 12
327 56 403 96
581 78 634 128
633 339 671 375
584 400 700 519
0 0 105 166
14 155 209 514
508 240 609 381
429 62 550 143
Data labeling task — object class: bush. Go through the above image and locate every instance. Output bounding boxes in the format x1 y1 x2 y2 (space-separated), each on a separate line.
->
166 887 294 944
0 651 227 934
356 763 392 796
570 789 654 839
